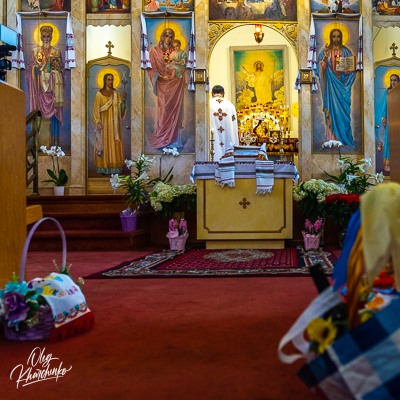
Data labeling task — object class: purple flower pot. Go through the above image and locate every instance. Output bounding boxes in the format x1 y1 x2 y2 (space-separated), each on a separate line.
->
120 213 138 232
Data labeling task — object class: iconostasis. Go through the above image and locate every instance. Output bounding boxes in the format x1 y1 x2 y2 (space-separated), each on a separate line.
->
2 0 398 193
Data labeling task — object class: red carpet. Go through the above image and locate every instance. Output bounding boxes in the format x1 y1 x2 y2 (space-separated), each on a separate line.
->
84 247 338 279
0 250 320 400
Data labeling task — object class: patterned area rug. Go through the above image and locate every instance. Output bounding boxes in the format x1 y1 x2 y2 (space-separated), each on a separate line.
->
84 247 339 279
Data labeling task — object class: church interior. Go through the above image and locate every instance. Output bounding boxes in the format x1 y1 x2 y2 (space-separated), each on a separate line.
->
2 0 400 398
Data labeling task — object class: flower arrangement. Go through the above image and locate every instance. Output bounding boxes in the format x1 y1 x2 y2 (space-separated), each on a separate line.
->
149 182 196 217
40 146 68 187
321 140 343 149
306 315 344 354
324 156 383 195
324 193 360 227
0 273 47 331
304 218 324 236
111 155 173 215
0 260 76 332
293 179 346 223
166 218 188 240
162 147 179 156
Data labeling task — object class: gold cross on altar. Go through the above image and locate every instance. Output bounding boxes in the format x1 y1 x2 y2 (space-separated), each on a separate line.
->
240 131 256 146
391 43 398 57
106 41 114 56
239 198 250 209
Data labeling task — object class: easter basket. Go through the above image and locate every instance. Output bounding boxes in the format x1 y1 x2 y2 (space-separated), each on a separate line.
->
1 218 95 342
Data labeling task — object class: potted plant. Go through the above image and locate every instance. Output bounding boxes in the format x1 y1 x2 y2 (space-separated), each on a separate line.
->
40 146 68 195
302 218 324 250
324 193 361 247
110 155 173 231
148 182 196 219
293 179 345 223
166 218 189 251
324 156 384 195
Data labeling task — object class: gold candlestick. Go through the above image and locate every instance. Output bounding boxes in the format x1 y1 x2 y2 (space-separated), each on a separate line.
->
210 129 215 162
279 136 284 161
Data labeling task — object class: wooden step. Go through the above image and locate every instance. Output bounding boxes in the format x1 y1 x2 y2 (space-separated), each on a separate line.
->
28 212 128 231
27 228 145 251
27 195 129 213
25 195 202 250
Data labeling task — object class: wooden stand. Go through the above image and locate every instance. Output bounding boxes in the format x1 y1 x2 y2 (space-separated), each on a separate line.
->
196 178 293 249
0 82 26 287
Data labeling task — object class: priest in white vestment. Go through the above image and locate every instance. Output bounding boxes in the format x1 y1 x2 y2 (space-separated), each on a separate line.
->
209 85 239 161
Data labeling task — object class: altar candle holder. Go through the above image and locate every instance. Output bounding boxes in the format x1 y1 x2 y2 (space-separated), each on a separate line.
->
210 128 215 162
163 52 170 63
279 136 285 161
37 52 44 62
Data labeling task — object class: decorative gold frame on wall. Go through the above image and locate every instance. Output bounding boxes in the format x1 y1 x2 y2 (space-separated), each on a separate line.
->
310 14 364 155
207 22 299 157
141 14 196 156
299 68 313 84
86 53 131 194
208 22 298 55
229 44 290 111
18 14 71 155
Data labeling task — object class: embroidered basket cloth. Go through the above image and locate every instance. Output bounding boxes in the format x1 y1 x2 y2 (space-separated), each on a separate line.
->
2 218 95 342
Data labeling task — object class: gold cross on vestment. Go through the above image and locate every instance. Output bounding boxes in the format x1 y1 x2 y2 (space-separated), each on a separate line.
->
106 41 114 56
218 126 225 133
219 141 224 147
239 198 250 209
391 43 398 57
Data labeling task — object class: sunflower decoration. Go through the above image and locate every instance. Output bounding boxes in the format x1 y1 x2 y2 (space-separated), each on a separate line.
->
307 317 338 354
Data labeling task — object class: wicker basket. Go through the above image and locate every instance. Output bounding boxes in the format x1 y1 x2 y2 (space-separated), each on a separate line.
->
2 217 67 341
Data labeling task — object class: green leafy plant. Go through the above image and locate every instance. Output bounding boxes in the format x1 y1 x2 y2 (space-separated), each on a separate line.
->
148 182 196 218
293 179 345 223
324 193 360 227
111 155 173 215
324 157 383 195
40 146 68 186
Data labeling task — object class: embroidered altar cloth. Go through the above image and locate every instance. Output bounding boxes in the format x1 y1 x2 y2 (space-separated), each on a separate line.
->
190 161 299 183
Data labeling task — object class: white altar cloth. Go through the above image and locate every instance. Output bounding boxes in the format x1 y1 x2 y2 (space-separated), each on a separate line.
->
190 161 299 183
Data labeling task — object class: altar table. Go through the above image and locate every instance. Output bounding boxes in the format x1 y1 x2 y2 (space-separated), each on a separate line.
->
191 162 299 249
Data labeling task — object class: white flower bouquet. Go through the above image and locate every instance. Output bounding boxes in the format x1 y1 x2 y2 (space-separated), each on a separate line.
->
293 179 346 222
149 182 196 217
40 146 68 187
324 156 383 195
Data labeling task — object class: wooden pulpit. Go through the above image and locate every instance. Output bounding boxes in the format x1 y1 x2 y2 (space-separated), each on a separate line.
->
0 81 26 287
387 84 400 183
